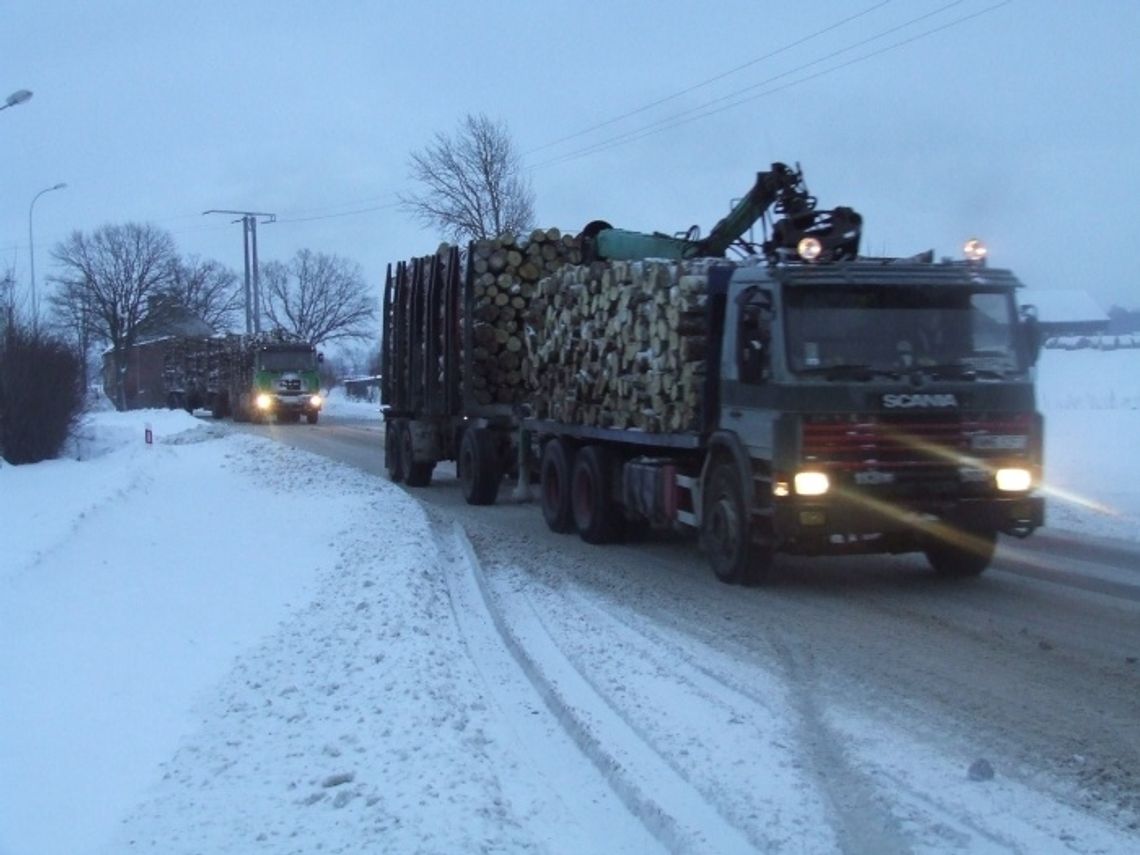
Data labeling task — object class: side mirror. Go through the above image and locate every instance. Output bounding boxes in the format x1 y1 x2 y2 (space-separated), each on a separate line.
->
1019 305 1041 367
317 352 325 364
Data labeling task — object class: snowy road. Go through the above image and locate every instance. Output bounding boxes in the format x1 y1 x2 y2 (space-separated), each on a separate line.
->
237 410 1140 851
3 403 1138 854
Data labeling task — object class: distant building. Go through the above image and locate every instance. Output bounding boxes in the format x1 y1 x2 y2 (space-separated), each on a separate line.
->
102 309 217 410
342 375 381 402
1023 290 1109 339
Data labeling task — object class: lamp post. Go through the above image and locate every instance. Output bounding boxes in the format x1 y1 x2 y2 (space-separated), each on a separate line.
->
1 89 32 112
29 182 66 332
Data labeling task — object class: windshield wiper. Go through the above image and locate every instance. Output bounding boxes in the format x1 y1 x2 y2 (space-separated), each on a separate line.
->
915 362 1010 380
796 364 901 381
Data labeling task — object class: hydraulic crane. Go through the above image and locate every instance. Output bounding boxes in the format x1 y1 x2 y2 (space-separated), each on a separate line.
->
578 162 863 264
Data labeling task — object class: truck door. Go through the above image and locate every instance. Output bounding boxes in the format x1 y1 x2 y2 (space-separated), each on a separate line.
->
721 284 776 457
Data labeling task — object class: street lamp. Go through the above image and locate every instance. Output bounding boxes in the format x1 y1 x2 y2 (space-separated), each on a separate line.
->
29 182 66 332
1 90 33 111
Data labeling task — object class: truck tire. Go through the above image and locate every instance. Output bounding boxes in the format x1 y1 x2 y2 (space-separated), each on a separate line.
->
402 422 434 487
306 411 319 425
924 526 996 577
571 445 624 544
459 427 500 505
540 438 576 533
232 394 249 423
386 421 408 483
702 462 771 586
211 395 228 420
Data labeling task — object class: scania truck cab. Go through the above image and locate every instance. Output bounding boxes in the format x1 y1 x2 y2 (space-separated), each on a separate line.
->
707 248 1043 582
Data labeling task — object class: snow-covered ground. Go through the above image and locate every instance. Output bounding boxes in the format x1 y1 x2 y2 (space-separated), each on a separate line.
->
0 359 1137 854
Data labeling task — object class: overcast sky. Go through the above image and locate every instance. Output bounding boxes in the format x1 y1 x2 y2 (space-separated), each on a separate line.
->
4 0 1139 332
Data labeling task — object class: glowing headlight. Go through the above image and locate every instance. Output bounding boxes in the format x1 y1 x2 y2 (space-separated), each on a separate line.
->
995 467 1032 492
963 238 988 262
797 236 823 262
794 471 830 496
310 394 323 408
255 393 273 410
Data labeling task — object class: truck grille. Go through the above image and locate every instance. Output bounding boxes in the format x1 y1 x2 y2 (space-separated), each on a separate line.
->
279 378 302 392
802 413 1033 482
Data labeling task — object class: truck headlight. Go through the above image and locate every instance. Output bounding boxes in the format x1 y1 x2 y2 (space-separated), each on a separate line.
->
310 394 323 408
794 471 830 496
995 467 1032 492
255 393 273 411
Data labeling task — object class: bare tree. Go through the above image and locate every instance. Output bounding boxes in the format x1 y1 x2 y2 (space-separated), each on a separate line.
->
1 264 16 335
401 113 535 242
260 249 375 346
50 223 179 409
167 255 242 332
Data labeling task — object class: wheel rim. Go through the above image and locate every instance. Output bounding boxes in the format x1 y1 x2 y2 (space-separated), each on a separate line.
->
544 460 561 509
460 440 474 491
573 467 594 525
708 495 741 567
402 428 414 469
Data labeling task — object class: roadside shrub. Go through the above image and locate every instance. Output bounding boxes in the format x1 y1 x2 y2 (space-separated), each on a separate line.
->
0 324 84 464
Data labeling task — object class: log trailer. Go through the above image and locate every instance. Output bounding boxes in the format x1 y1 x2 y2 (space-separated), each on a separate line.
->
381 165 1044 583
160 332 324 424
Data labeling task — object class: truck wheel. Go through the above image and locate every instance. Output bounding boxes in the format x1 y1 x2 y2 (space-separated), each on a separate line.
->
306 411 319 425
703 462 771 586
403 423 434 487
386 421 408 483
540 439 576 533
571 445 624 544
211 395 228 420
459 427 500 505
924 526 996 577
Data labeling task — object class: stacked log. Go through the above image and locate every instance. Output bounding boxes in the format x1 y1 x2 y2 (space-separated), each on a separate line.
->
525 259 714 433
460 228 583 406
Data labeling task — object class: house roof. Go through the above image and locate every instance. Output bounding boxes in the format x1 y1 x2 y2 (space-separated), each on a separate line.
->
136 307 216 343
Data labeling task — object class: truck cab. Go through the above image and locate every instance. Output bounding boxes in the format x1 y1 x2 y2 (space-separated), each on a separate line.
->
703 256 1044 581
248 343 324 423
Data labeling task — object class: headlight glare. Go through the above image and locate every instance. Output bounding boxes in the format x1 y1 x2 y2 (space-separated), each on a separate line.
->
797 236 823 262
255 393 273 410
310 394 323 408
794 471 830 496
964 238 988 262
995 467 1032 492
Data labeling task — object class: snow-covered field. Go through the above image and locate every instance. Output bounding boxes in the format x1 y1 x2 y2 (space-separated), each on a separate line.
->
0 357 1137 854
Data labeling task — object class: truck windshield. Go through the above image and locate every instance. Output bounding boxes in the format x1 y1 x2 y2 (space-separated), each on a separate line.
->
784 285 1023 377
258 348 316 372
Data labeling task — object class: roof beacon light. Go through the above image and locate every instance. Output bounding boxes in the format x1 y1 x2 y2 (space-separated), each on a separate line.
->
797 236 823 262
963 238 988 263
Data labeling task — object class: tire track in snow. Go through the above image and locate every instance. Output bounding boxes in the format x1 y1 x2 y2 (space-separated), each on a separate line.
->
560 586 1016 853
430 515 660 854
447 521 757 854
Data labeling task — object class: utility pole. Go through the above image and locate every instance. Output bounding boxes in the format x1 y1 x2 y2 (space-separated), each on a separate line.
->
203 209 276 334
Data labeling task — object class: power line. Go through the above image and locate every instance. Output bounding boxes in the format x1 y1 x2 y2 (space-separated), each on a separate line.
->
525 0 896 156
276 200 402 224
529 0 1005 172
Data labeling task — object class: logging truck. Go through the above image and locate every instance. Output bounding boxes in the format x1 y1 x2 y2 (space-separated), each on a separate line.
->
381 164 1044 583
116 331 325 423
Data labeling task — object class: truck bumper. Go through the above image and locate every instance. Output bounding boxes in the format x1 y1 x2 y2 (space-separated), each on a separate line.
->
775 494 1044 552
262 394 322 414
